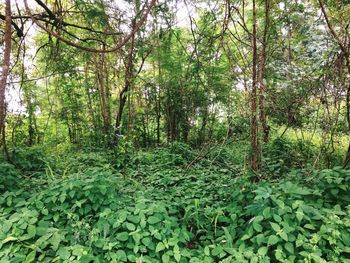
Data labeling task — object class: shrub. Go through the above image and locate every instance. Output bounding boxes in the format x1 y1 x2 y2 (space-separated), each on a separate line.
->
0 162 21 193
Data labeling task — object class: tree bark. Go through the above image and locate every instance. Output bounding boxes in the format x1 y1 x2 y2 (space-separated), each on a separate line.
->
0 0 11 136
95 50 110 136
250 0 259 171
259 0 270 144
115 21 136 143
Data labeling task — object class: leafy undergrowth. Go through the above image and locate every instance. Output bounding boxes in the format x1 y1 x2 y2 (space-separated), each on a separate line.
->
1 145 350 262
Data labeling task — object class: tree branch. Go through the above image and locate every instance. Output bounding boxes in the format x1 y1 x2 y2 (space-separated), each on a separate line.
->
24 0 157 53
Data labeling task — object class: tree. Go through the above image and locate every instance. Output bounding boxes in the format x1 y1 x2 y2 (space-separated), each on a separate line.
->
0 0 11 137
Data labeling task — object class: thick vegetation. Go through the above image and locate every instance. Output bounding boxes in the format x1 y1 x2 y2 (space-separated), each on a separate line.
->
1 140 350 262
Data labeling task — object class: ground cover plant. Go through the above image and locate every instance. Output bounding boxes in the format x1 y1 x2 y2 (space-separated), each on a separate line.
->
1 143 350 262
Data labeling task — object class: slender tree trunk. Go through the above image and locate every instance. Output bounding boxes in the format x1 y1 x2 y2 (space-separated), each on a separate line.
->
198 106 208 146
257 0 270 167
156 91 161 144
259 0 270 144
250 0 259 171
0 0 11 138
115 20 136 143
95 50 110 136
156 43 162 145
84 62 97 133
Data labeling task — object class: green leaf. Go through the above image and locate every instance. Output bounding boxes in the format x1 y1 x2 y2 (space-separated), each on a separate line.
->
162 253 170 262
53 213 59 222
204 246 210 256
50 232 61 251
99 185 107 195
156 242 165 252
42 208 48 215
275 249 284 261
147 216 162 225
23 250 36 263
118 210 128 222
285 242 294 254
116 232 129 242
253 222 263 232
132 232 141 244
268 235 279 246
296 209 303 222
174 252 181 262
142 237 152 247
127 215 140 224
212 245 223 256
279 230 288 241
263 207 271 218
241 234 251 240
2 221 12 233
270 222 281 232
27 225 36 239
57 247 70 260
254 215 264 222
116 250 127 262
126 222 135 231
258 246 268 256
273 214 282 222
304 224 315 230
256 234 266 245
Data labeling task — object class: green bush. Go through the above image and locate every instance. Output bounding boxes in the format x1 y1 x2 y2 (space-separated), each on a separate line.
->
12 147 49 172
0 162 20 193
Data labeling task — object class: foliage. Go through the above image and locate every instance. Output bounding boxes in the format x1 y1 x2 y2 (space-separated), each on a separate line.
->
0 163 20 193
1 146 350 262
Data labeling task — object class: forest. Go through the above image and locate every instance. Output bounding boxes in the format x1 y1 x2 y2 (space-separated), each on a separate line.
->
0 0 350 262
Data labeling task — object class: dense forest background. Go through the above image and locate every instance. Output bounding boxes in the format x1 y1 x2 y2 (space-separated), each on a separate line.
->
1 0 350 262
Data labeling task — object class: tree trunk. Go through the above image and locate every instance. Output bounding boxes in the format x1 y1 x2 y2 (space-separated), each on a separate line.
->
259 0 270 144
250 0 259 171
198 106 208 146
115 21 136 143
0 0 11 137
95 51 110 136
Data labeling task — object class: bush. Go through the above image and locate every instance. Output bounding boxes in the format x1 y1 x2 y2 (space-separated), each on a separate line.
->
0 162 20 193
12 147 49 172
169 142 194 163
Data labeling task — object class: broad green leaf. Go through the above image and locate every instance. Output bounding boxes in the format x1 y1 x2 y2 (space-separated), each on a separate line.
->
126 222 135 231
23 250 36 263
258 246 268 256
268 235 279 246
116 232 129 242
156 242 165 252
50 232 61 251
116 250 127 262
285 242 294 254
279 230 288 241
204 246 210 256
174 252 181 262
57 247 70 260
263 207 271 218
270 222 281 232
253 222 263 232
147 216 162 225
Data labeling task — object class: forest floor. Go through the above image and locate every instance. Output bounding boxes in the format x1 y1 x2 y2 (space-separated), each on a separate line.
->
1 138 350 262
